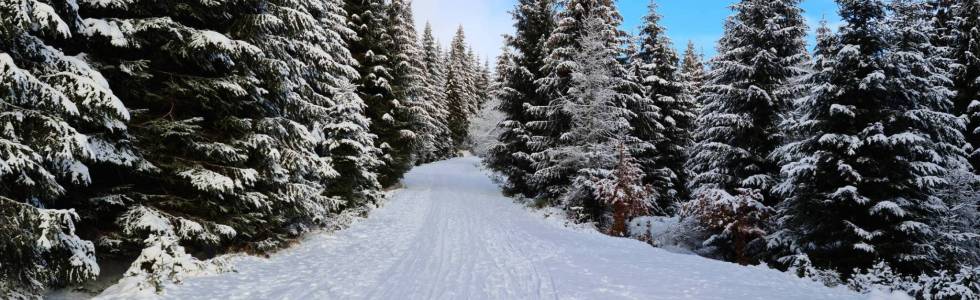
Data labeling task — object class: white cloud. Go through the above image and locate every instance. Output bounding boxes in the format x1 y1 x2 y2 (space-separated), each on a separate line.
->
412 0 515 64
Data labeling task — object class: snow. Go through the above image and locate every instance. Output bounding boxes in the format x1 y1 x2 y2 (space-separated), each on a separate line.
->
869 290 914 300
98 157 863 300
81 19 132 47
32 1 72 38
177 168 238 193
189 30 260 55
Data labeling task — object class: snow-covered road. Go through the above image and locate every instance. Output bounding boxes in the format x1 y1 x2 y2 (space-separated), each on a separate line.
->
127 157 863 300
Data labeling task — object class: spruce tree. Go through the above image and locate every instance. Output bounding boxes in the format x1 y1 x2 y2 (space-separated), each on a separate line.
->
419 23 455 161
229 0 373 225
538 15 634 223
465 48 482 115
772 0 965 274
74 0 295 290
679 41 706 107
319 81 384 206
388 0 439 164
686 0 809 263
630 1 696 213
486 0 556 198
317 0 385 207
445 26 476 150
346 0 413 186
475 59 493 111
948 0 980 169
0 0 123 294
532 0 629 207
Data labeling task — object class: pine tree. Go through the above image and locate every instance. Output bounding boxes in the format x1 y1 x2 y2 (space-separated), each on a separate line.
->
686 0 809 263
419 23 455 161
486 0 556 198
346 0 413 186
387 0 439 165
531 0 629 208
630 1 696 213
230 0 374 227
319 81 384 206
475 59 493 112
445 26 476 150
317 0 385 207
772 0 965 274
679 41 706 107
0 0 121 294
537 14 634 223
465 48 482 115
948 0 980 169
69 0 279 291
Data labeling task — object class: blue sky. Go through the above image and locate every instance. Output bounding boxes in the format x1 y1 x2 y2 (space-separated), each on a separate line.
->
414 0 843 63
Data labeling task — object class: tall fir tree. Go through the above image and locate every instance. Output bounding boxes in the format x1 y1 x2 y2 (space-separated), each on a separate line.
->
445 26 476 150
316 0 384 207
1 0 125 294
465 48 482 115
75 0 324 290
538 15 634 223
475 59 493 112
346 0 414 187
629 1 696 213
686 0 809 263
772 0 965 274
387 0 439 165
679 40 706 108
419 23 455 161
531 0 630 208
947 0 980 169
486 0 556 198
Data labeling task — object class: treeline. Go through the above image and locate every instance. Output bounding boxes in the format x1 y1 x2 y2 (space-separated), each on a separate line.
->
0 0 490 297
486 0 980 297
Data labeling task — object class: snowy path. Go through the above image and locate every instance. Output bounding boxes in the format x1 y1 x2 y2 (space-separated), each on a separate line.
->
122 157 863 300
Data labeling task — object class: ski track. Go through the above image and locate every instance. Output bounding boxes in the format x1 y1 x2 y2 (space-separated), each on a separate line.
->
131 157 864 300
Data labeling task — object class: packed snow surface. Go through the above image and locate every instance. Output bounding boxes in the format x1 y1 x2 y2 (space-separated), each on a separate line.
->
100 157 863 300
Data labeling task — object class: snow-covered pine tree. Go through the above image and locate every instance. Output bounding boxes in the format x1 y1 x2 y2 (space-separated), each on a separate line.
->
319 81 384 206
419 23 455 161
346 0 414 187
76 0 331 289
947 0 980 169
772 0 966 275
686 0 809 263
228 0 372 237
387 0 438 165
465 48 482 115
445 26 477 150
475 59 492 112
0 0 126 295
880 0 967 272
531 0 630 208
316 0 384 207
630 1 696 214
926 0 956 50
485 0 556 198
679 41 706 107
535 12 634 224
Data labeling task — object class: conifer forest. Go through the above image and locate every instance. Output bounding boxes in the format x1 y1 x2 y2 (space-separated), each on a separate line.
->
3 0 980 299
